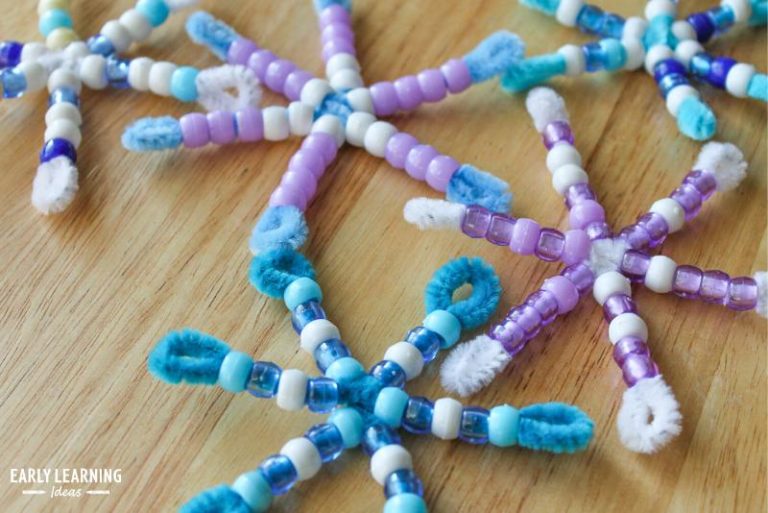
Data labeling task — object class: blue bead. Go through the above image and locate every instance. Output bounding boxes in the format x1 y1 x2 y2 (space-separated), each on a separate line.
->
247 361 282 398
232 470 272 513
653 59 687 83
1 68 26 98
39 9 73 37
370 360 406 388
48 87 79 107
658 74 689 98
218 351 254 393
0 41 23 68
384 469 424 499
582 42 604 73
707 56 736 89
106 56 131 89
374 387 409 428
488 405 519 447
576 4 604 34
306 377 339 413
404 327 442 363
690 52 713 79
423 310 461 348
598 39 626 71
86 35 116 56
601 14 625 39
687 12 716 42
313 338 351 373
291 300 326 333
328 407 364 448
325 357 365 383
402 397 433 434
361 423 401 456
40 138 76 164
305 424 344 462
137 0 170 27
459 407 490 444
171 66 199 102
258 455 298 495
383 493 427 513
284 277 322 311
707 5 735 32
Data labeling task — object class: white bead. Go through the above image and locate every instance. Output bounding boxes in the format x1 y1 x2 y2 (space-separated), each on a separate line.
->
644 0 676 20
644 45 674 74
345 87 374 114
363 121 397 158
21 42 47 62
148 61 177 96
370 445 413 485
280 438 321 481
128 57 154 91
723 0 751 22
63 41 89 60
551 164 588 195
44 119 81 148
262 106 290 141
46 28 77 50
555 0 584 26
725 63 755 98
47 68 80 93
287 102 314 136
300 78 333 107
276 369 308 411
546 142 582 173
119 9 153 42
674 40 704 67
622 39 645 71
665 84 698 116
608 313 648 344
101 20 133 53
644 255 677 293
17 62 46 92
311 115 345 147
622 17 648 40
431 397 463 440
326 53 361 77
383 342 424 380
558 44 585 76
345 111 376 147
37 0 69 15
671 21 696 42
650 198 685 232
593 271 632 305
300 319 341 353
45 102 81 126
330 69 363 91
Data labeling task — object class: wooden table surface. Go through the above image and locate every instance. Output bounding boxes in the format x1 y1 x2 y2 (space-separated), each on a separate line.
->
0 1 765 512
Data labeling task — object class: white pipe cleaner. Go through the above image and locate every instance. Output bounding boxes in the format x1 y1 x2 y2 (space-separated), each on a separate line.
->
694 142 748 192
403 198 466 232
440 334 510 397
755 271 767 318
195 65 262 112
617 375 682 453
31 157 79 215
525 86 569 132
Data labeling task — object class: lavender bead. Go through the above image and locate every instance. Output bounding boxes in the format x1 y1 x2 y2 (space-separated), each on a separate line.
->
683 170 717 200
227 38 258 65
247 50 277 82
322 39 355 61
290 149 326 179
622 353 658 386
672 265 703 299
700 269 730 303
302 133 338 166
486 214 515 246
613 337 650 366
270 184 307 211
584 221 612 240
726 276 758 311
417 68 447 102
670 183 702 221
619 225 651 250
562 229 591 265
385 132 418 169
636 212 669 248
560 263 594 295
525 290 559 325
265 59 296 92
564 183 596 209
535 228 565 262
405 145 438 180
425 155 460 192
542 121 574 150
489 318 526 356
236 107 263 142
282 168 317 199
321 23 354 45
603 293 637 322
620 250 651 282
370 81 399 116
542 275 579 314
319 4 351 25
207 111 237 144
180 112 210 148
508 304 542 338
283 70 313 101
461 205 491 238
569 200 605 230
440 59 471 93
509 218 541 255
394 75 423 111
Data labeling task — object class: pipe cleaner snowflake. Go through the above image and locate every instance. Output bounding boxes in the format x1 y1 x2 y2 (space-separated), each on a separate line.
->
0 0 261 214
497 0 767 140
406 86 767 454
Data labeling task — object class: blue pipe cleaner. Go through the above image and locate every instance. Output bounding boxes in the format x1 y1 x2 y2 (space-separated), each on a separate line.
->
519 0 560 16
463 31 525 83
677 96 717 141
186 11 239 60
148 329 230 385
248 248 316 298
180 484 251 513
517 402 595 453
446 164 513 213
500 53 567 93
249 206 309 254
121 116 182 152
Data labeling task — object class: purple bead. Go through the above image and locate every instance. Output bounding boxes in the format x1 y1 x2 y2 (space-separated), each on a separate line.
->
289 149 326 179
322 39 356 61
535 228 566 262
508 304 542 338
227 38 258 65
235 107 263 142
569 200 605 230
489 317 526 356
564 183 596 209
620 250 651 282
672 265 703 299
683 170 717 200
670 183 702 221
542 121 574 150
302 133 338 165
622 353 658 387
207 111 237 144
562 229 591 265
417 68 447 102
486 214 515 246
370 81 399 116
394 75 423 111
404 144 438 180
726 276 758 311
461 205 491 238
270 184 307 211
700 269 730 304
180 112 210 148
636 212 668 248
40 138 76 163
560 263 595 295
509 218 541 255
584 221 612 240
542 275 579 314
619 224 651 250
603 293 637 322
440 59 471 93
283 70 313 101
321 23 354 45
707 56 736 89
247 50 277 82
385 132 419 169
319 4 351 25
425 155 460 192
525 290 559 326
613 337 650 366
687 12 716 42
281 168 317 199
264 59 296 92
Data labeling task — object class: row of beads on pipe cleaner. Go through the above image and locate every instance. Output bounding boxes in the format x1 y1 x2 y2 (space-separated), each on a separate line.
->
407 86 766 454
499 0 767 140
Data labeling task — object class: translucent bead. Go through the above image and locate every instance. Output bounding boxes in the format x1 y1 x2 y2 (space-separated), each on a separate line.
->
86 34 116 56
305 424 344 463
619 225 651 250
612 337 650 366
622 353 658 387
384 469 424 499
706 5 735 32
49 87 79 107
636 212 668 248
700 270 729 303
40 138 76 163
687 13 716 43
402 397 434 434
459 407 489 444
489 317 526 355
620 250 651 282
690 52 713 79
603 293 637 322
726 277 758 311
248 361 282 398
542 121 574 150
306 377 339 413
1 68 27 98
576 5 605 34
653 59 687 83
524 290 559 326
291 300 326 334
370 360 406 388
313 338 351 372
670 183 702 220
105 55 130 89
601 14 625 39
683 170 717 200
461 205 491 238
672 265 703 299
0 41 23 68
361 423 401 456
564 183 596 209
404 327 442 363
560 263 595 295
657 74 688 98
582 42 605 72
259 455 298 495
584 221 612 240
486 214 515 246
507 304 541 338
535 228 565 262
707 56 735 89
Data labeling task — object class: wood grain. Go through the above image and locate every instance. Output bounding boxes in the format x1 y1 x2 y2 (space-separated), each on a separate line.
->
0 1 765 512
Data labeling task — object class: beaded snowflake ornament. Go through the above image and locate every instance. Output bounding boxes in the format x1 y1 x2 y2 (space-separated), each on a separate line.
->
407 86 767 454
498 0 767 140
0 0 261 214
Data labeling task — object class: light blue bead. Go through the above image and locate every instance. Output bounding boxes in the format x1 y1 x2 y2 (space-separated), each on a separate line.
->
325 357 364 383
283 277 323 311
218 351 254 393
136 0 170 27
374 387 409 428
383 493 428 513
232 471 272 513
599 39 626 71
747 74 768 102
170 66 199 102
489 404 519 447
423 310 461 348
38 9 73 37
328 407 363 448
1 69 27 99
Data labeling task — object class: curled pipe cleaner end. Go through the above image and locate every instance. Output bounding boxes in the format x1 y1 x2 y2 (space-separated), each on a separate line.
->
525 86 569 132
403 198 465 232
676 96 716 141
196 65 262 112
463 31 525 83
31 156 78 214
186 11 239 61
517 402 595 453
519 0 560 16
249 205 309 255
148 329 231 386
747 73 768 102
440 335 510 397
500 53 566 93
446 164 513 214
694 142 747 192
248 247 316 298
180 485 251 513
617 375 682 453
754 271 767 318
313 0 352 13
122 116 182 151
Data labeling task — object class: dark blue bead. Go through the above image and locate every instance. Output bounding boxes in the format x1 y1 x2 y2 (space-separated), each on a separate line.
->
361 423 401 456
402 397 434 434
384 469 424 499
48 87 80 107
1 68 26 98
653 59 687 83
305 424 344 463
369 360 406 388
0 41 23 68
313 338 351 372
106 55 130 89
658 73 689 98
291 300 326 333
86 35 116 56
707 56 736 89
306 377 339 413
40 138 76 164
247 361 282 398
689 52 713 79
582 42 604 72
459 407 490 444
687 12 716 42
259 455 298 495
601 14 625 39
576 5 604 34
404 327 442 363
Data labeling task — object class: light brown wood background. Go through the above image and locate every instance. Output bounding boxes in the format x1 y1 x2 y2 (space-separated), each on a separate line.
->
0 1 766 511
